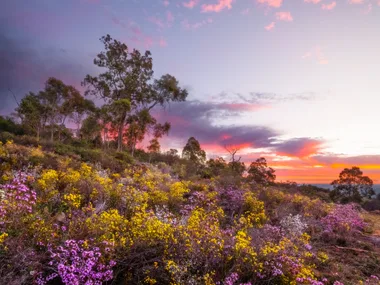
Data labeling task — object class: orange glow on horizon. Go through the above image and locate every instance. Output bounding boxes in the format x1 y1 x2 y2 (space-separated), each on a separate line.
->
331 163 380 170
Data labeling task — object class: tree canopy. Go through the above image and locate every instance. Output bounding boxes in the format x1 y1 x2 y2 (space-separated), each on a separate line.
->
247 157 276 186
17 78 91 142
83 34 188 152
182 137 206 164
330 166 374 203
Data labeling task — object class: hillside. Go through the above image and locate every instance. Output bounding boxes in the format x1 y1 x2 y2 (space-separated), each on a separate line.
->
0 139 380 285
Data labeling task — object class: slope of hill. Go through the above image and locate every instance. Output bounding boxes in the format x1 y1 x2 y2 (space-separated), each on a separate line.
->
0 140 379 285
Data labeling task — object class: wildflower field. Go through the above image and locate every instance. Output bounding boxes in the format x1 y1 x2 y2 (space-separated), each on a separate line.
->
0 140 379 285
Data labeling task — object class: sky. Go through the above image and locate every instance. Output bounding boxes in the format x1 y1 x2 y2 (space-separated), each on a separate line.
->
1 0 380 183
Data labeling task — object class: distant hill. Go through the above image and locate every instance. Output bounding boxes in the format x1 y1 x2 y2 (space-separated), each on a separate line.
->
311 184 380 194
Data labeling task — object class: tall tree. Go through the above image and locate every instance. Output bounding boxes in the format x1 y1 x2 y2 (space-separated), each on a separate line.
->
38 77 83 141
80 115 102 143
330 166 374 203
16 93 46 140
225 145 245 176
83 35 188 152
182 137 206 164
69 96 96 134
247 157 276 186
206 157 228 177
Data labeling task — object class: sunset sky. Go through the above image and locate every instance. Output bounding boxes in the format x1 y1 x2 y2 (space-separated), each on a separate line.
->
1 0 380 183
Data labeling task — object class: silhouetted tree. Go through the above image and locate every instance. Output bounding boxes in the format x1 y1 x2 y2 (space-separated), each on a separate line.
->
17 93 46 140
247 157 276 186
38 77 83 141
182 137 206 164
147 138 160 163
0 116 24 136
224 145 245 175
17 78 86 141
80 115 102 143
83 34 187 152
206 157 228 177
70 96 96 133
330 166 374 203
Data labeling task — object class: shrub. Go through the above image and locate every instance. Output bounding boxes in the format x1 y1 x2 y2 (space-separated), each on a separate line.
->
38 239 116 285
321 204 366 235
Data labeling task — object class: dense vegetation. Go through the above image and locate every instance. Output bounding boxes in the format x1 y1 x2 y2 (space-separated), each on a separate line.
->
1 35 380 285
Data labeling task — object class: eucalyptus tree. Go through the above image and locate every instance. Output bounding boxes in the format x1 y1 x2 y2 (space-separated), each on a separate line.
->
182 137 206 164
331 166 374 203
17 92 46 140
83 34 188 152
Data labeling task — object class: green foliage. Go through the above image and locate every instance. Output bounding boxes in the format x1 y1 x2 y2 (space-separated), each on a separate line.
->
182 137 206 164
79 115 103 144
0 116 24 136
206 157 228 177
17 93 45 138
83 34 188 152
16 78 92 143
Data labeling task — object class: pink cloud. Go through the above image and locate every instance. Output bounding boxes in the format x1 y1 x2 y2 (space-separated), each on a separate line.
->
130 24 142 36
183 0 200 8
129 36 149 48
348 0 364 4
265 22 276 30
322 2 336 10
130 35 168 49
302 46 329 65
273 138 324 158
111 16 127 29
182 18 213 30
217 103 267 111
159 38 168 47
241 8 250 15
302 51 312 59
201 0 234 13
148 12 174 29
362 3 372 14
257 0 283 8
163 0 170 6
166 11 174 25
315 46 328 64
304 0 321 4
148 16 165 29
275 11 293 21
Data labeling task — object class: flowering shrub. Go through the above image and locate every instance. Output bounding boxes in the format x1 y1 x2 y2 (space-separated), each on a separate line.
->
0 172 36 226
321 204 366 234
280 214 308 236
86 208 129 246
0 143 379 284
38 239 116 285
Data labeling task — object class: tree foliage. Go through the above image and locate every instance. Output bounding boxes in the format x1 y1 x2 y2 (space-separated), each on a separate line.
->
17 78 91 142
17 93 46 139
247 157 276 186
182 137 206 164
330 166 374 203
83 34 187 152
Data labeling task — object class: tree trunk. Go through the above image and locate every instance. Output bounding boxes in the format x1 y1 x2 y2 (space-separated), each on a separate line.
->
50 128 54 142
37 127 40 142
131 137 137 157
117 123 124 151
117 112 128 151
